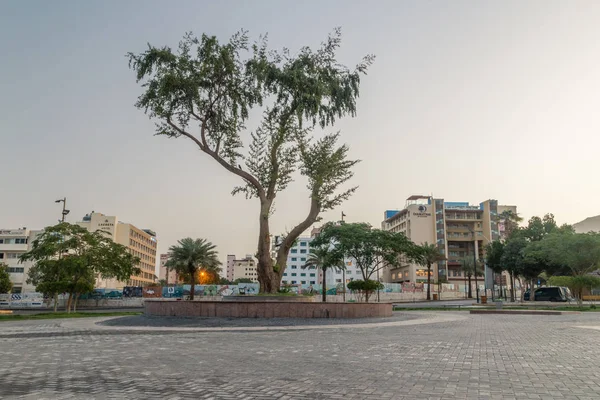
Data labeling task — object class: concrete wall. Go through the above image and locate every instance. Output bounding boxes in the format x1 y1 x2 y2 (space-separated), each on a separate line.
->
145 300 393 318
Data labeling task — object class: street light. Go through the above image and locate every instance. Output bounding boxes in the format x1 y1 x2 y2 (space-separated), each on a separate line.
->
55 197 69 222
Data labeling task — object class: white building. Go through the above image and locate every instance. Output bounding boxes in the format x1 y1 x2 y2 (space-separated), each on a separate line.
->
279 229 363 289
158 253 178 284
226 255 258 282
0 228 41 293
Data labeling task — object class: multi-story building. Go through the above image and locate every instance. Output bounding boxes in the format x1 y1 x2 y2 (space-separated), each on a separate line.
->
78 212 157 288
226 255 258 282
382 195 516 289
277 229 363 289
158 253 178 284
0 228 40 293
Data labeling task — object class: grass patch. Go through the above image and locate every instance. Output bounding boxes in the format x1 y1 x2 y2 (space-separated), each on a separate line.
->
256 292 314 297
0 311 141 321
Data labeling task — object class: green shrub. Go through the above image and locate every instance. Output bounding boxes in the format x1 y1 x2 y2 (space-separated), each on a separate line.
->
347 279 384 302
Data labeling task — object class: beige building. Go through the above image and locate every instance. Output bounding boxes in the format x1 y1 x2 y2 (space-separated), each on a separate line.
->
158 253 178 284
226 255 258 282
78 212 157 288
382 195 516 289
0 228 42 293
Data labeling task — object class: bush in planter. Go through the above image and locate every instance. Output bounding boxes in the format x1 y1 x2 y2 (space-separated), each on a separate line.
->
347 279 384 303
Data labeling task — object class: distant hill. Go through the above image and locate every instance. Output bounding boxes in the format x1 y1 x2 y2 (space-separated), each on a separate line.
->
573 215 600 233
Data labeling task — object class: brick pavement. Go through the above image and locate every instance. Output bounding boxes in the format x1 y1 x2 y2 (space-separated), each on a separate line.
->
1 312 600 399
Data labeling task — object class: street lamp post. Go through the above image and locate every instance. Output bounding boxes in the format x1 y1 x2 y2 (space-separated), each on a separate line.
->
55 197 69 222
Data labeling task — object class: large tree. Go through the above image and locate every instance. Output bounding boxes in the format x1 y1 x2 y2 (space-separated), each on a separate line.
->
311 222 419 281
0 262 12 294
415 243 445 301
128 29 373 292
302 245 344 302
20 223 140 312
166 238 221 300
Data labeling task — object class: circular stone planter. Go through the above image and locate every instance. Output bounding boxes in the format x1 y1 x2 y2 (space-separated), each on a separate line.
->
221 295 315 302
144 300 392 319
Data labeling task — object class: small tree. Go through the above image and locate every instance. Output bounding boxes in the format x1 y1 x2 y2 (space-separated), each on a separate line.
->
166 238 221 300
311 222 419 281
303 246 344 302
415 243 445 301
347 279 383 303
0 263 12 294
20 223 140 312
460 256 483 299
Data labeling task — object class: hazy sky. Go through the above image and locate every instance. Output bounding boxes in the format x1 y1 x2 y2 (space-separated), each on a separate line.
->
2 1 600 274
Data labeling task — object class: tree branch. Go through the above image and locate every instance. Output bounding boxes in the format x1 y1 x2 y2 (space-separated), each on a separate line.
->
277 197 321 262
167 117 266 201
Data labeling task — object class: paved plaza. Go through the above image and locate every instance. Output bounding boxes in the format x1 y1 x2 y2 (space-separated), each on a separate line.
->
1 312 600 399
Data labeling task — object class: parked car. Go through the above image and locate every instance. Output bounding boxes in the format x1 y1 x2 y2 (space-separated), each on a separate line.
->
523 286 573 302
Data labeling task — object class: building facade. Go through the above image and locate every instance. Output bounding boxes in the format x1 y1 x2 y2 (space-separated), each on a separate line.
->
158 253 178 284
78 212 157 288
0 228 40 293
277 230 363 289
382 195 515 289
226 255 258 282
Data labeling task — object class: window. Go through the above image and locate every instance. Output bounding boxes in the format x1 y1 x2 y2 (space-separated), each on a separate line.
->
310 273 315 277
300 242 307 247
291 265 297 269
15 238 27 244
291 249 298 254
291 281 297 284
300 273 306 277
301 281 306 284
6 253 18 259
336 279 342 283
347 270 352 274
291 258 297 261
0 253 3 259
300 249 307 254
12 287 22 294
310 281 316 285
8 267 24 273
282 281 288 284
0 239 3 243
300 258 306 261
3 239 13 244
283 273 287 277
291 273 297 277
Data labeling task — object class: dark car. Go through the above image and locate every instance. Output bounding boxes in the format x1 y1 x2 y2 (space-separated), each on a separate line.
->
523 286 572 302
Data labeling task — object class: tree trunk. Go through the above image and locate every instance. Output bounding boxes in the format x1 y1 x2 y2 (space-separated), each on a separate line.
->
256 200 278 293
260 198 321 293
509 271 515 302
66 292 73 313
322 268 327 302
189 266 196 301
529 279 536 301
53 293 58 312
467 275 473 298
365 291 370 303
73 293 79 312
426 262 432 301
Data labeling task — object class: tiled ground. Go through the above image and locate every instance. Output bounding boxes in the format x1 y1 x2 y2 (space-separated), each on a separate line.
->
2 312 600 399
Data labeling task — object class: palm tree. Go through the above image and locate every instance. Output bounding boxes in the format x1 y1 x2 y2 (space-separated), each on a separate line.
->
416 243 446 301
166 238 221 300
461 256 484 299
498 210 523 240
303 246 344 302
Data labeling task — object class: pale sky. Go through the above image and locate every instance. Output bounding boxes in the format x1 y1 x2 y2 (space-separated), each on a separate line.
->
2 1 600 274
